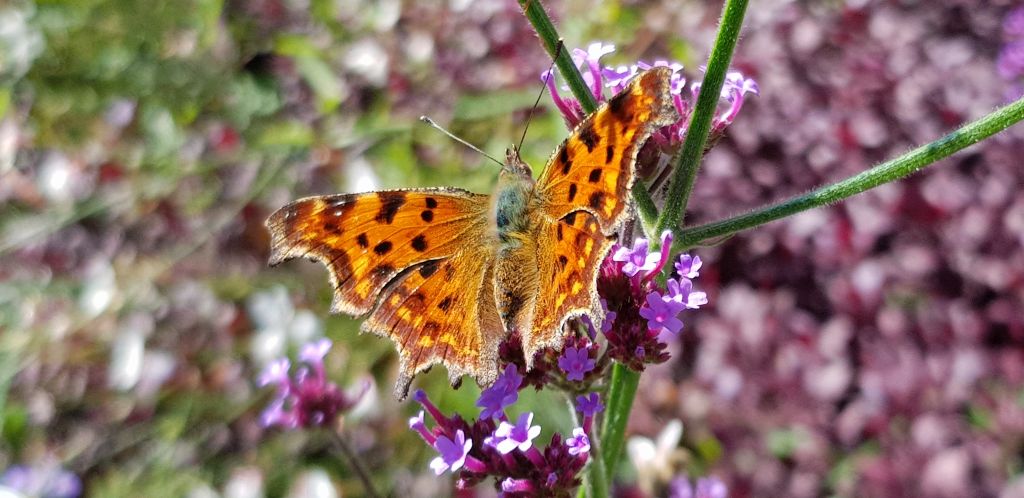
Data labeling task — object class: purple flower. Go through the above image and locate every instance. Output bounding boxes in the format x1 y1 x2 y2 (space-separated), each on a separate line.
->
639 291 686 337
430 429 473 475
501 477 535 494
675 254 702 279
486 412 542 454
476 364 523 419
695 477 729 498
1 462 81 498
543 43 757 150
575 393 604 417
299 337 331 364
612 238 659 278
256 339 368 429
1005 7 1024 37
565 427 590 456
666 278 708 310
557 346 596 381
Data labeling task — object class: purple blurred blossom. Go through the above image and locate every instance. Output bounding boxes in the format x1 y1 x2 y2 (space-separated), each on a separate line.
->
557 345 596 381
256 339 367 429
0 462 81 498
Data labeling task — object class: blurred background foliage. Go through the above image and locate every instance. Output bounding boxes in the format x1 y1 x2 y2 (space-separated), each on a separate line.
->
1 0 1023 497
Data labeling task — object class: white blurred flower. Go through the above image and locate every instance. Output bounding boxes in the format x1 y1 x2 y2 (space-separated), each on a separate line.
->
0 5 45 81
223 467 264 498
108 313 153 391
247 286 323 366
78 258 116 320
627 419 685 494
286 469 337 498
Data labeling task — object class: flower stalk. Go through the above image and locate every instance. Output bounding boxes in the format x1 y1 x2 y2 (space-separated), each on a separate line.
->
655 0 750 236
675 95 1024 249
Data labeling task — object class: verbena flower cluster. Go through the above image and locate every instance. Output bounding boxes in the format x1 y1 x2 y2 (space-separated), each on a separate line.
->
406 234 707 495
543 42 758 150
258 338 368 429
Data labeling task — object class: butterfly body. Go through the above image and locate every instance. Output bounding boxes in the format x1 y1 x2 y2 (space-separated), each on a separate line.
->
266 67 679 398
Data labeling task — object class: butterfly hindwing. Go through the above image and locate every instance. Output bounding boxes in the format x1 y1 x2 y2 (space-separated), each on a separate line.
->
265 189 490 315
363 247 502 398
536 66 679 233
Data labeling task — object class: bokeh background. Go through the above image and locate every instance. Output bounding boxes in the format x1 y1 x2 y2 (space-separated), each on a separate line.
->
2 0 1023 497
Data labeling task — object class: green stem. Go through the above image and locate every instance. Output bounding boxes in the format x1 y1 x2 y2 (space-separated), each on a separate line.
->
328 430 381 498
655 0 749 235
600 363 641 479
518 0 659 234
676 96 1024 248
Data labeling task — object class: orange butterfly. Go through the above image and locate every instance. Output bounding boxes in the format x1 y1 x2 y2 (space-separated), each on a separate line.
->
266 67 678 398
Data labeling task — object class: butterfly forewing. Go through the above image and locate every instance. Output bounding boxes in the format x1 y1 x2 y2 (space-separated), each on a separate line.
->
525 210 615 362
266 189 490 315
536 66 679 233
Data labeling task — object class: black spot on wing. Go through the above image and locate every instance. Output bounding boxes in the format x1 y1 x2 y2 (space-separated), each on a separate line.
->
578 122 599 152
437 296 453 312
564 212 578 226
605 145 614 163
607 90 632 120
559 144 572 174
411 234 428 252
567 183 577 202
425 197 438 209
589 169 601 183
558 255 569 269
375 192 407 224
418 260 439 278
421 210 434 222
373 241 393 255
588 192 605 211
324 222 341 234
356 233 369 248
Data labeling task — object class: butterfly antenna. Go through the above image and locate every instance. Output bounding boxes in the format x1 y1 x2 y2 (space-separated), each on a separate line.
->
516 40 564 153
419 116 504 167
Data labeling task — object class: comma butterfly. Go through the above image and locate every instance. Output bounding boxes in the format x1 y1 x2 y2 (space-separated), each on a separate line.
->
266 67 678 398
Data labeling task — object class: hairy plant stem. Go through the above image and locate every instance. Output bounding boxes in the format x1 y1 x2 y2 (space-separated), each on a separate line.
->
518 0 659 235
675 95 1024 249
655 0 750 236
599 364 640 480
328 430 381 498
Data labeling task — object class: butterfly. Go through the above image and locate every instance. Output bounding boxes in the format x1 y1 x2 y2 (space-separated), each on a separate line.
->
265 67 678 398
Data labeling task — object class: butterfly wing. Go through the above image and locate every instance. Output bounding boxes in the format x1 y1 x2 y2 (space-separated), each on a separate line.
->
266 188 501 397
535 66 679 233
520 68 678 358
523 211 615 361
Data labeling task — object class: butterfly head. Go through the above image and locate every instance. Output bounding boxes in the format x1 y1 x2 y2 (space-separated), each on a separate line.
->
502 147 534 180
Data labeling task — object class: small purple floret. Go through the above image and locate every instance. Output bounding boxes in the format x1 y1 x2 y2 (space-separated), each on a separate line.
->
557 346 596 381
476 364 523 419
430 429 473 475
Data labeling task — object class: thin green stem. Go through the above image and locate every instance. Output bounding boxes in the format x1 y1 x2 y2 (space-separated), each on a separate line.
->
518 0 659 234
600 363 640 479
328 430 381 498
676 96 1024 249
655 0 749 235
